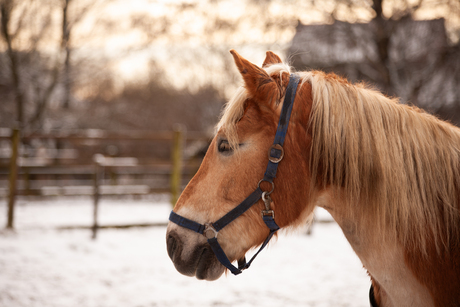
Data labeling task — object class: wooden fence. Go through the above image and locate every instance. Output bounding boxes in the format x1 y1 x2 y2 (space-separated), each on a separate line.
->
0 128 210 234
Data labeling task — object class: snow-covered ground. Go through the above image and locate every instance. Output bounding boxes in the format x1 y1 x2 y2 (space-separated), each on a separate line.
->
0 197 371 307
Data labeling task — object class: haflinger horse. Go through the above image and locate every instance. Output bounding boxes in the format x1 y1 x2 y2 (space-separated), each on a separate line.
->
166 50 460 307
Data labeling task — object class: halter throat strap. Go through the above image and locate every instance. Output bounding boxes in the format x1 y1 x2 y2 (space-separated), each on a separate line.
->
169 74 300 275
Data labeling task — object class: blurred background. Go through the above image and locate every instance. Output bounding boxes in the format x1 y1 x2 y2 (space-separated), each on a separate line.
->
1 0 459 133
0 0 459 306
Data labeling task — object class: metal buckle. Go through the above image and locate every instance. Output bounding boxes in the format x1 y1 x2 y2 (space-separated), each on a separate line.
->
268 144 284 163
261 210 275 219
258 179 274 195
261 191 271 207
261 192 275 219
203 223 218 239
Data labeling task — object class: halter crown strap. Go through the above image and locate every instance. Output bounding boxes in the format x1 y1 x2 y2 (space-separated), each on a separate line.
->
169 73 300 275
264 75 300 182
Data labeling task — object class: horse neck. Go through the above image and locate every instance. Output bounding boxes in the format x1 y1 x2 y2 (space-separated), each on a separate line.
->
316 189 436 307
302 72 460 306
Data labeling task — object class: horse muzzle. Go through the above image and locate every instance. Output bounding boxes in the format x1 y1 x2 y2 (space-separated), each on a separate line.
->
166 226 225 280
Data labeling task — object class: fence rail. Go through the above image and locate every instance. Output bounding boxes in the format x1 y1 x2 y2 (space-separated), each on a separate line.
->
1 128 210 234
0 162 201 197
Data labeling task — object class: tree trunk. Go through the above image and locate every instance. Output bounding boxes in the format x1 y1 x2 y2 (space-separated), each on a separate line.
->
370 0 393 96
62 0 71 109
1 1 25 127
6 128 20 229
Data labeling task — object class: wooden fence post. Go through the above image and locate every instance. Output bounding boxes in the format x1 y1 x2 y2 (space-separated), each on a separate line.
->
92 155 103 239
171 125 185 207
7 128 20 229
24 167 30 196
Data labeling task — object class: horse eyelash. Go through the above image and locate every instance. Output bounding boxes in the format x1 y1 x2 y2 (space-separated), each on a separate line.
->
218 139 232 153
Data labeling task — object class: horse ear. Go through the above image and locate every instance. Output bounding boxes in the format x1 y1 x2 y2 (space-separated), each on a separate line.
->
230 49 277 103
262 51 290 102
262 51 282 68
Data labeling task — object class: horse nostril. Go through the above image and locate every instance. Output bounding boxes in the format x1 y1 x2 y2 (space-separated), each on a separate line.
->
167 233 178 260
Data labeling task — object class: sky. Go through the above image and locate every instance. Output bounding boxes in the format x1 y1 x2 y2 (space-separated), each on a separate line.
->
2 0 459 97
70 0 459 91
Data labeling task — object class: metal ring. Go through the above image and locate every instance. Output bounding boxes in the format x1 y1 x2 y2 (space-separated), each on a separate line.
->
204 223 218 239
258 179 274 195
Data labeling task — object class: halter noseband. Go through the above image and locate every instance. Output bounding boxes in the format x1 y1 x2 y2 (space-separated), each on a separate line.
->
169 74 300 275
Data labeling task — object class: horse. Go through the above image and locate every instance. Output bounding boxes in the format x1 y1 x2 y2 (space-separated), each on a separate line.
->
166 50 460 307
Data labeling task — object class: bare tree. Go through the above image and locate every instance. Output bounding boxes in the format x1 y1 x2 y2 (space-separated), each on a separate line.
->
1 0 58 129
0 0 102 130
61 0 101 109
1 0 25 126
363 0 459 99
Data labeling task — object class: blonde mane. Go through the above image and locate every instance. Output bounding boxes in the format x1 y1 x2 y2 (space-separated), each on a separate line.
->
218 63 460 252
304 71 460 251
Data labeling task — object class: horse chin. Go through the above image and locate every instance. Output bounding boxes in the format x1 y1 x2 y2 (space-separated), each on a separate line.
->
166 229 226 281
195 247 226 280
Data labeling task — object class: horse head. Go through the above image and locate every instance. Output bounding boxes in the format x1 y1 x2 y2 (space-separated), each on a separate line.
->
166 50 315 280
165 49 460 306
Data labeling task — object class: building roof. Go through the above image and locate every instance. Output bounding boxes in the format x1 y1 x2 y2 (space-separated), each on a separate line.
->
289 18 447 68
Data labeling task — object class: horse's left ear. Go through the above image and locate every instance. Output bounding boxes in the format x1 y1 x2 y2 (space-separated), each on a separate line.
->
230 49 278 104
262 51 290 100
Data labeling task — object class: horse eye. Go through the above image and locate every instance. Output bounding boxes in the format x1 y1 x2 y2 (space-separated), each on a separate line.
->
218 139 232 153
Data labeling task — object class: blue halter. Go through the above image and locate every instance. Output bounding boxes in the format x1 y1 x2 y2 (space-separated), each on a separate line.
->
169 74 300 275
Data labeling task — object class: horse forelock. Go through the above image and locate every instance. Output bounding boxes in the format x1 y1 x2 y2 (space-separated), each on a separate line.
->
303 70 460 254
216 62 292 150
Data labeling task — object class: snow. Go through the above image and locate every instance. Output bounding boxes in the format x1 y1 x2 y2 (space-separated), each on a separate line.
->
0 197 371 307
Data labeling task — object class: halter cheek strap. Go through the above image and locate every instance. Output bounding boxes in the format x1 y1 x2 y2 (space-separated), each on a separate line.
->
169 74 300 275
